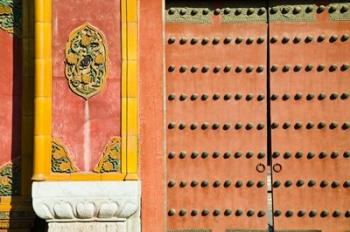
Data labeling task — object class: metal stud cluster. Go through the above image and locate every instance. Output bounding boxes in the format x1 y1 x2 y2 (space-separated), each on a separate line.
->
273 179 350 188
270 121 350 130
271 151 350 159
270 34 349 44
270 92 350 101
326 4 350 14
168 36 266 45
168 208 266 217
270 63 349 72
168 179 265 189
273 209 350 218
167 7 266 17
168 151 266 160
167 122 266 131
168 64 266 74
168 93 265 101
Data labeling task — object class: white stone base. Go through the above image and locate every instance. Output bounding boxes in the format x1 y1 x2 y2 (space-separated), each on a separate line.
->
32 181 140 232
48 222 126 232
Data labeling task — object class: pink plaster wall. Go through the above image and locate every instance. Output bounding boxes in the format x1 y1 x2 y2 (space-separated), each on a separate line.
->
52 0 121 171
140 0 166 230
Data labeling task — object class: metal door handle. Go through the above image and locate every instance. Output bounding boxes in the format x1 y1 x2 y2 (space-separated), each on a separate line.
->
273 163 282 173
256 163 266 173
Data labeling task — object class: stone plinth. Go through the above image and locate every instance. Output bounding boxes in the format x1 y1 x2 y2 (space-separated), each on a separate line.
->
32 181 140 232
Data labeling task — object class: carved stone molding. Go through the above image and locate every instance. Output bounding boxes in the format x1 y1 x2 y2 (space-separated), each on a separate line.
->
32 181 140 221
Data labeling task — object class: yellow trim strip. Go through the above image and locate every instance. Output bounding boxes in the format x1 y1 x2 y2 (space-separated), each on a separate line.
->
33 0 138 181
124 0 139 180
33 0 52 181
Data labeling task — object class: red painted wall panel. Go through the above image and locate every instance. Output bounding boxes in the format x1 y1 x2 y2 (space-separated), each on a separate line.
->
140 0 165 231
0 31 22 165
52 0 121 171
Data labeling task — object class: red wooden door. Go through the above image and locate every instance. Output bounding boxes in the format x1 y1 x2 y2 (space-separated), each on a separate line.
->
166 2 269 231
165 1 350 231
269 2 350 232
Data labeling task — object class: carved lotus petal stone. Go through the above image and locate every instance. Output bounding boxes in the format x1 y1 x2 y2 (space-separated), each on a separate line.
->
99 202 119 218
53 202 74 219
76 202 95 219
118 202 138 218
65 23 107 99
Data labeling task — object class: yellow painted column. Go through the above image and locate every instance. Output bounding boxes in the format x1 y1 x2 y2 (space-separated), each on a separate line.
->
33 0 52 181
124 0 139 180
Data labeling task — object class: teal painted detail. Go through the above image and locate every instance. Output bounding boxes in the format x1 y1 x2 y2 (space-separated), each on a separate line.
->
329 3 350 21
269 4 316 22
0 0 21 34
0 211 9 219
0 160 20 196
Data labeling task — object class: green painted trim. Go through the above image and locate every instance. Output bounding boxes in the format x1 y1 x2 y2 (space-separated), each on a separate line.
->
269 4 316 22
0 211 9 219
166 7 213 24
0 160 20 196
329 3 350 21
166 1 267 24
222 8 266 23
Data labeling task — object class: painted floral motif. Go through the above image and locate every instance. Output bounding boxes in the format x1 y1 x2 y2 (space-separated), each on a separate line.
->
52 140 79 173
65 23 107 99
0 0 21 34
93 137 121 173
0 160 19 196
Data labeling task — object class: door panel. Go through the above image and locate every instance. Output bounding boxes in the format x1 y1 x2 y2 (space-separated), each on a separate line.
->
166 1 268 231
269 2 350 232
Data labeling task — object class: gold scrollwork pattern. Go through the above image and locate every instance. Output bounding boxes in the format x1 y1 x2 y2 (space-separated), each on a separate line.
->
93 137 121 173
65 23 107 99
0 160 19 196
0 0 21 34
52 140 79 173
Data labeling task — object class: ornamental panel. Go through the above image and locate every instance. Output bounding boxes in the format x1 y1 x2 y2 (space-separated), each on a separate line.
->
65 23 107 99
52 0 122 174
0 0 21 34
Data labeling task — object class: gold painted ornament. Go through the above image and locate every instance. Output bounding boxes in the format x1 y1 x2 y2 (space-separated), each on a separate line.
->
93 137 121 173
65 23 107 99
0 160 19 196
0 0 21 34
51 140 78 173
